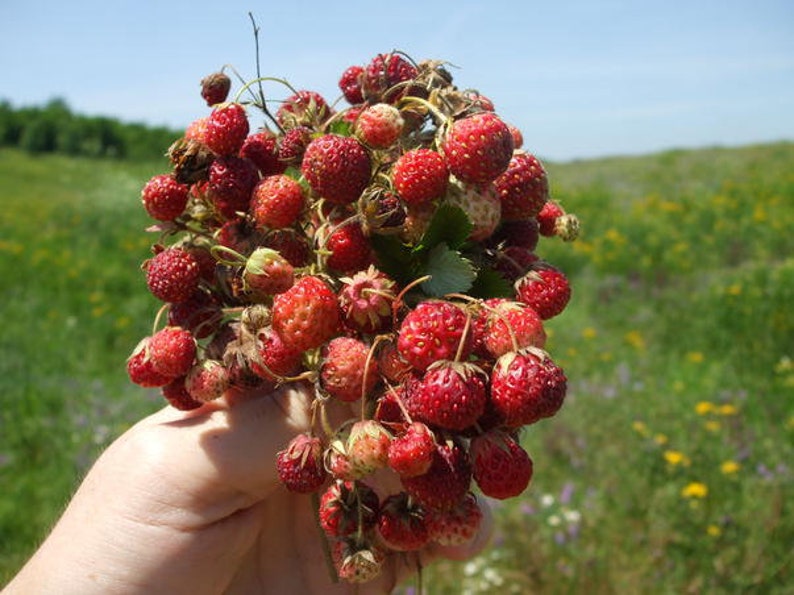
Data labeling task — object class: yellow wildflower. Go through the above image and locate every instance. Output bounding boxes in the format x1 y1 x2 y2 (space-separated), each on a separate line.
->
707 524 722 537
717 404 738 416
632 420 649 436
581 327 597 340
704 420 722 433
686 351 704 364
695 401 714 415
654 434 669 446
664 450 689 466
681 482 708 499
720 460 740 475
624 330 646 351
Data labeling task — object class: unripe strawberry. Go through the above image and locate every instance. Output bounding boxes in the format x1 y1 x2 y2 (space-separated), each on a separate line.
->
355 103 404 149
346 420 392 478
443 177 501 242
185 359 229 402
332 538 385 584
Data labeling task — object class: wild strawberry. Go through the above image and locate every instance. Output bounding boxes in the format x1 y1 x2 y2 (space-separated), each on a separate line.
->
250 174 306 229
185 359 229 402
401 440 472 511
147 326 197 378
323 220 373 274
208 155 258 218
271 275 341 351
204 103 249 156
470 430 533 499
490 218 540 251
360 188 406 233
373 386 408 426
508 124 524 149
400 201 437 243
141 174 189 221
338 65 364 104
126 338 172 388
464 91 495 112
145 247 201 304
184 117 208 143
376 341 412 385
261 228 312 267
388 421 435 478
361 52 418 103
355 103 404 149
250 325 303 383
319 479 379 538
490 348 567 427
536 199 564 236
443 177 501 241
407 361 487 431
396 300 473 372
319 337 380 402
240 130 286 177
200 71 231 106
441 112 513 184
482 299 546 357
167 291 221 340
277 125 312 166
425 492 483 546
338 266 396 335
161 375 204 411
332 538 385 583
215 217 263 255
243 247 295 296
392 148 449 206
493 245 540 282
346 420 391 478
301 134 372 205
276 432 328 493
515 265 572 320
377 492 430 551
494 151 549 220
276 90 332 128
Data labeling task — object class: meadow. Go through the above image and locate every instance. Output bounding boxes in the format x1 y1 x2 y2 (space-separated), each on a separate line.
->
1 142 792 593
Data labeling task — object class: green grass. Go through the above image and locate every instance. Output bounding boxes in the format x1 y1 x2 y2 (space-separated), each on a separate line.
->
1 143 792 592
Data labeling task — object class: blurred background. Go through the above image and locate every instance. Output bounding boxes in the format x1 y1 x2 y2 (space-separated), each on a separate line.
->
1 1 792 592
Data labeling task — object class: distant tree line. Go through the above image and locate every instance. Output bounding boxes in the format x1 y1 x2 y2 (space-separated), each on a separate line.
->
0 98 181 161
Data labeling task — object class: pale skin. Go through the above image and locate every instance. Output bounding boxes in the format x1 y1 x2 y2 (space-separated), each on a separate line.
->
3 382 492 594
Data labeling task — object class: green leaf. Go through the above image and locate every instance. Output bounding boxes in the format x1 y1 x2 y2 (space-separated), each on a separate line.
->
327 119 353 137
470 267 514 299
370 234 416 285
417 203 473 253
421 244 476 297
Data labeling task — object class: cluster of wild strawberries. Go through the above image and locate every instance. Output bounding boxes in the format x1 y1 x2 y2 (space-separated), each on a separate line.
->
126 51 579 583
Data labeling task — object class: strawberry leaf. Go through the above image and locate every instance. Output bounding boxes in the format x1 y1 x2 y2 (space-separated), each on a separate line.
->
416 203 473 253
370 234 417 285
328 119 353 137
421 244 476 296
470 267 514 299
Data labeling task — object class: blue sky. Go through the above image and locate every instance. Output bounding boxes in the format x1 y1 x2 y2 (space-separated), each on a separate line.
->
2 0 792 161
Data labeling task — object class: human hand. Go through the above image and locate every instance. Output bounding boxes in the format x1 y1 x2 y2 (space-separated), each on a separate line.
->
4 382 492 594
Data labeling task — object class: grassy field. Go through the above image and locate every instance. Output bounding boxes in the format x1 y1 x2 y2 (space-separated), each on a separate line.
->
1 143 792 592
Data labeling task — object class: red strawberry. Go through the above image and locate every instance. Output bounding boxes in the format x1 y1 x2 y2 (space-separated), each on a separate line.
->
470 430 533 499
240 130 287 177
250 326 303 383
167 291 222 340
271 275 341 351
376 341 412 385
250 174 306 229
319 479 379 538
392 148 449 206
396 300 473 372
482 299 546 357
260 228 312 267
514 265 572 320
490 348 567 427
161 376 204 411
126 338 172 388
185 359 229 402
147 326 196 378
301 134 372 205
377 492 429 551
443 177 501 241
141 174 189 221
208 155 258 218
494 151 549 220
493 245 540 282
277 125 313 166
243 247 295 296
442 112 514 184
276 90 331 128
276 432 328 493
323 220 373 274
407 361 487 431
361 52 418 103
319 336 380 402
536 199 564 236
204 103 249 156
338 65 364 104
425 492 482 546
387 421 435 478
145 247 201 304
401 440 472 511
184 117 208 143
490 218 540 252
338 266 396 335
354 103 404 149
200 71 231 106
346 420 392 478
